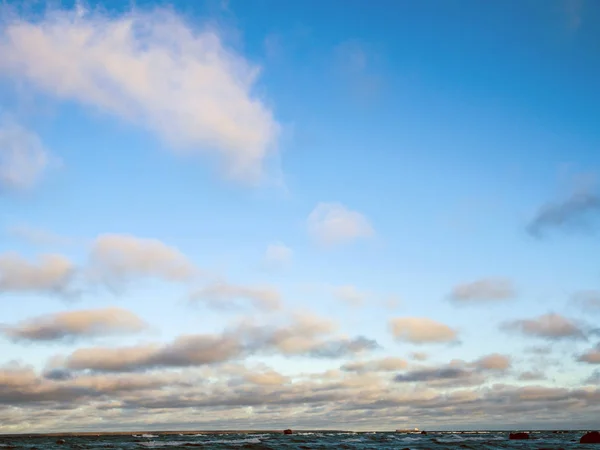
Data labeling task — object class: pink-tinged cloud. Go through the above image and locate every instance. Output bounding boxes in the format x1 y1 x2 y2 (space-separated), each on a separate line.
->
390 317 458 344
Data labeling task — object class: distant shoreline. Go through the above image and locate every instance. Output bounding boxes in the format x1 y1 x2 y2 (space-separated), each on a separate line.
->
0 429 588 438
0 430 339 438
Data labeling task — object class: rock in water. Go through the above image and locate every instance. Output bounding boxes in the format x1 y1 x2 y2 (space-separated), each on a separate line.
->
580 431 600 444
420 431 427 435
55 440 66 445
283 429 293 435
509 432 529 440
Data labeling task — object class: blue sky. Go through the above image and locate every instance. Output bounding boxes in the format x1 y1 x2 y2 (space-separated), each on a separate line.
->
0 0 599 432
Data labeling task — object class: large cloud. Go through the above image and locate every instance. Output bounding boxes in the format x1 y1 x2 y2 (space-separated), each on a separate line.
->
2 307 147 342
0 6 279 181
66 334 242 372
61 314 378 372
88 234 196 286
190 280 282 311
0 252 74 295
501 313 587 340
389 317 458 344
527 191 600 237
450 278 515 303
0 119 49 191
307 203 374 246
1 361 600 432
239 313 379 358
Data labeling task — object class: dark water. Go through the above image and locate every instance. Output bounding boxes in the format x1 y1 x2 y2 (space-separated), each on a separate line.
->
0 431 597 449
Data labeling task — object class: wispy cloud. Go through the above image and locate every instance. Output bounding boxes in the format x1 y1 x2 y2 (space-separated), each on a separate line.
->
333 40 383 104
88 234 197 288
0 6 280 182
263 242 293 269
0 252 75 296
501 313 587 340
472 353 511 371
518 370 547 381
394 354 510 386
190 280 282 311
571 290 600 313
342 357 408 373
565 0 585 31
0 118 49 191
527 191 600 237
577 344 600 364
389 317 458 344
307 202 374 247
450 278 516 303
333 285 368 306
6 225 71 246
2 307 147 342
409 352 428 361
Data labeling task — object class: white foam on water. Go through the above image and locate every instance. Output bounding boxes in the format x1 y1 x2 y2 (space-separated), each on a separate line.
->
139 437 262 447
341 437 364 443
206 437 262 445
139 442 182 447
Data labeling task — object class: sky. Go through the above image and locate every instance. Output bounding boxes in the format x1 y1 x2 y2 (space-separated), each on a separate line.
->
0 0 600 433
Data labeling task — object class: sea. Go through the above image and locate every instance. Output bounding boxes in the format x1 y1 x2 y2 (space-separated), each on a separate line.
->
0 430 597 449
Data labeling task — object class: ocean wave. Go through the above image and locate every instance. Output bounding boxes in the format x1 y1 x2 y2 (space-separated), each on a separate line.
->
139 437 262 447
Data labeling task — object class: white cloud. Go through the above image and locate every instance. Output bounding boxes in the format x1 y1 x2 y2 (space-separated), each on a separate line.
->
0 252 74 295
342 357 408 373
264 242 292 268
472 353 511 371
7 225 70 246
450 278 516 303
409 352 428 361
307 202 374 246
0 6 279 182
88 234 196 286
572 290 600 313
190 280 282 311
0 118 49 190
501 313 586 340
578 345 600 364
3 307 147 342
244 369 289 386
333 285 367 306
390 317 458 344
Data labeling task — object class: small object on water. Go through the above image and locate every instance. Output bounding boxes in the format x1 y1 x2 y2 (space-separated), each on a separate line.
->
56 439 66 445
509 432 529 440
580 431 600 444
283 429 293 435
420 431 427 435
